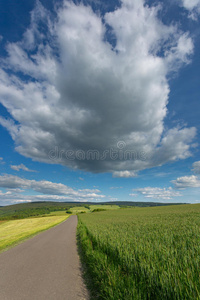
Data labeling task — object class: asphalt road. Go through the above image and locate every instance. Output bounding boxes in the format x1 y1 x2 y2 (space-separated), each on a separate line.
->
0 215 89 300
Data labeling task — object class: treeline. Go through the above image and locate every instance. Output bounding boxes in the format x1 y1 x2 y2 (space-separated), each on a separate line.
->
0 207 51 220
0 202 74 220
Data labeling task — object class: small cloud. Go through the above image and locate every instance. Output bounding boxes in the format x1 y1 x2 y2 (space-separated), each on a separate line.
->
180 0 200 20
108 197 118 201
112 171 137 178
13 200 32 204
192 161 200 174
172 175 200 188
79 177 84 181
110 186 123 189
134 187 182 200
10 163 36 172
129 193 137 197
154 172 172 177
6 188 24 194
0 157 5 165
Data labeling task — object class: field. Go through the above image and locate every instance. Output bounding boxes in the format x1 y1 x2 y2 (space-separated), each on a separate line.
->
48 210 69 216
0 201 183 220
0 215 68 252
68 206 91 214
89 205 120 211
68 204 120 214
78 204 200 300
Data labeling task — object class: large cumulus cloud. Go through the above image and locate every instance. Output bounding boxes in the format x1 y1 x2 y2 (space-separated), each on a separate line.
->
0 0 196 175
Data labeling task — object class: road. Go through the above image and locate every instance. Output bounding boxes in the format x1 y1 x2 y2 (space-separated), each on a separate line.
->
0 215 89 300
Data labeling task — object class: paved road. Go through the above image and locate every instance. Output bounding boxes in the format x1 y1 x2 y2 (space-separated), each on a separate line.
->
0 216 89 300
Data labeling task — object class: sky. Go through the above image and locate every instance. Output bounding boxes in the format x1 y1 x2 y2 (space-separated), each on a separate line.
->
0 0 200 206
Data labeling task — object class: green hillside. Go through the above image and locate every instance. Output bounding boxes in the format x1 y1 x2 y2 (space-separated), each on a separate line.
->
0 201 185 220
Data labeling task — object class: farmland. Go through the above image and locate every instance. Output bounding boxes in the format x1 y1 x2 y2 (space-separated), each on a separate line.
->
0 215 68 252
78 204 200 300
0 201 182 220
67 204 120 214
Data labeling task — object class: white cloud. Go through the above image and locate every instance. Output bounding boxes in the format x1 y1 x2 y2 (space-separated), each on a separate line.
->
135 187 182 200
180 0 200 19
192 161 200 174
110 186 123 189
165 33 193 71
0 174 105 203
10 163 36 172
0 192 103 206
14 200 32 204
149 127 196 166
181 0 200 10
112 171 137 178
154 172 171 177
0 0 196 174
0 157 4 164
172 175 200 188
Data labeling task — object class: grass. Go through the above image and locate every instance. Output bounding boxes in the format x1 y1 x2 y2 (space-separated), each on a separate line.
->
0 215 69 252
68 206 91 214
77 204 200 300
89 205 120 212
48 210 68 216
68 204 120 214
0 201 181 220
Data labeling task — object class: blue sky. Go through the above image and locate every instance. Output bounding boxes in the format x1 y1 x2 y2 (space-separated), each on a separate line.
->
0 0 200 206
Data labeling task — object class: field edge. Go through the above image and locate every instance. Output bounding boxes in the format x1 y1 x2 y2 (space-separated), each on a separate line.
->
0 215 69 254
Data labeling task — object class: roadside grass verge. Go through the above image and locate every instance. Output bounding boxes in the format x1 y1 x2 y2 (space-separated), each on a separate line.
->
77 205 200 299
0 215 69 252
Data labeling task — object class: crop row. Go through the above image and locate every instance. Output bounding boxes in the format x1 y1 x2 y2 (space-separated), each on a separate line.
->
77 205 200 299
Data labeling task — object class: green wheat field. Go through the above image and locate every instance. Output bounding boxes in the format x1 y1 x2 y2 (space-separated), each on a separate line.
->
78 204 200 300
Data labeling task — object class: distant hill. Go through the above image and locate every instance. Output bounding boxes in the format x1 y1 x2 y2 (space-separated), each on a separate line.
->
0 201 186 220
101 201 186 207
